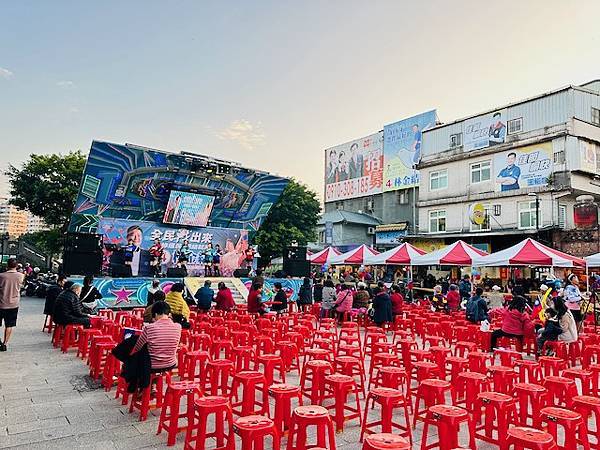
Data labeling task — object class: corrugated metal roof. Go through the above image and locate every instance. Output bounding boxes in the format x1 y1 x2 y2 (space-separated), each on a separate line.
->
317 210 381 226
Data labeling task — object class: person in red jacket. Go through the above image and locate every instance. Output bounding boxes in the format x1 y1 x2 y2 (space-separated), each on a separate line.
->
247 283 265 314
390 285 404 316
446 284 461 311
214 282 235 311
490 296 532 350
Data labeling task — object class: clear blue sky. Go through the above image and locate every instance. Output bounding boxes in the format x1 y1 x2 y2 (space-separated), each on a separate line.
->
1 0 600 199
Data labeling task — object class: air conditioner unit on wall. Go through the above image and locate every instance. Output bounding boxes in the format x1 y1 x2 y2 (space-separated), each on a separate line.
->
367 226 376 235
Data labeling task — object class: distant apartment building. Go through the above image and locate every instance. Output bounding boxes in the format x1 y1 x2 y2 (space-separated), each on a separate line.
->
27 215 49 233
417 80 600 255
0 198 48 238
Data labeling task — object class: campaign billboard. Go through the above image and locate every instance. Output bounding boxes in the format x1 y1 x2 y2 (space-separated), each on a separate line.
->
463 109 507 152
382 110 437 191
493 142 553 192
324 132 383 202
98 217 249 277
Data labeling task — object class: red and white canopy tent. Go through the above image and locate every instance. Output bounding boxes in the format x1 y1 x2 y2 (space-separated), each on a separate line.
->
585 252 600 267
412 240 488 266
364 242 426 265
472 238 585 268
308 247 341 265
329 244 379 265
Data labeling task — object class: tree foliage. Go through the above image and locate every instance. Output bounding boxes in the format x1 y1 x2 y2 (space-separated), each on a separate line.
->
6 151 86 232
254 179 321 264
19 229 64 256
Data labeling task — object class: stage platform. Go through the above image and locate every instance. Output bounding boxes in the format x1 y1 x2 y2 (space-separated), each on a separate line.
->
69 276 303 309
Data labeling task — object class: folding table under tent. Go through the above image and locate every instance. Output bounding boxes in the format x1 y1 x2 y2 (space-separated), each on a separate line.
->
308 247 341 265
329 244 379 265
472 238 585 268
411 240 489 266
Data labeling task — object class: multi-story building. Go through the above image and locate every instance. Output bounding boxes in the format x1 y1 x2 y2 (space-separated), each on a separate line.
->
27 215 48 234
0 198 28 238
417 80 600 255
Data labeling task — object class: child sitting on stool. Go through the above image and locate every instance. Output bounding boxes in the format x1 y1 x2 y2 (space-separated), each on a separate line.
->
537 308 562 356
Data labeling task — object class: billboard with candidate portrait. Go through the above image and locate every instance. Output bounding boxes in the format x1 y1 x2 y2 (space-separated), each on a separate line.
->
382 110 437 192
324 132 384 202
99 217 249 277
493 143 553 192
464 109 507 152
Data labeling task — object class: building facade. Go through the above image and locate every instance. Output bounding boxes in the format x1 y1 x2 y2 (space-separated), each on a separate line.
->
417 81 600 254
0 198 48 238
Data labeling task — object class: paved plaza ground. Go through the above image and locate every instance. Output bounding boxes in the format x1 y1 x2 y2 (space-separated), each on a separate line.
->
1 298 505 449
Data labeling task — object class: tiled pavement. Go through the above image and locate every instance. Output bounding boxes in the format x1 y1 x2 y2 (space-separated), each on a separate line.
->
0 298 500 449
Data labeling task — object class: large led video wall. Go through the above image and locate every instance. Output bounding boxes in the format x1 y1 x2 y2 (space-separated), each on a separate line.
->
69 140 289 234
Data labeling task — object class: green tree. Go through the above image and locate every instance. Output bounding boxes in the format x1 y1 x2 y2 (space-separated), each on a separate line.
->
254 179 321 264
19 229 64 256
6 151 86 255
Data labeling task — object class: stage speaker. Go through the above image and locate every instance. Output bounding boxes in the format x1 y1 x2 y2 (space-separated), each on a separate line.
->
111 264 132 278
233 268 250 278
63 250 102 276
64 233 102 253
283 246 310 278
167 267 188 278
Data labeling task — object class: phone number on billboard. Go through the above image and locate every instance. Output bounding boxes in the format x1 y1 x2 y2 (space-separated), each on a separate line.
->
325 177 374 201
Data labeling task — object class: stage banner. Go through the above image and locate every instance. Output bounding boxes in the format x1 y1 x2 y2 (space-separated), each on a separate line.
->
493 142 552 192
463 109 507 152
99 217 249 277
241 278 303 302
69 277 182 309
324 132 384 202
383 110 437 192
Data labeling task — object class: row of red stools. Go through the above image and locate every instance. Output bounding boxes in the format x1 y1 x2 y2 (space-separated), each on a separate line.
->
44 307 420 449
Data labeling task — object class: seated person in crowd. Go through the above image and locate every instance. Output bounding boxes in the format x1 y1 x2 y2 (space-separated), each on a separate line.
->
80 275 103 313
466 287 489 323
165 283 190 328
490 296 533 350
144 279 166 323
334 284 353 322
352 282 371 311
446 284 461 311
390 284 404 316
53 283 91 328
214 281 235 311
247 283 266 314
537 307 562 355
194 280 214 312
271 282 288 313
44 274 66 316
132 301 181 372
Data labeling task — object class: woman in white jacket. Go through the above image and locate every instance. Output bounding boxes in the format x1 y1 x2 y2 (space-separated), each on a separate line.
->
548 297 578 343
320 279 337 318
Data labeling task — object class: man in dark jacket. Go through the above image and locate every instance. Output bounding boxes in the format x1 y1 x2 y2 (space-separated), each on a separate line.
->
297 277 313 308
313 279 323 303
372 287 393 327
466 288 489 323
53 283 91 327
43 274 66 316
271 282 288 313
194 280 214 311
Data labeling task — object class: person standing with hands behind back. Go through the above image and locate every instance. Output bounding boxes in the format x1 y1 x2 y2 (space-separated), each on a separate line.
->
0 259 25 351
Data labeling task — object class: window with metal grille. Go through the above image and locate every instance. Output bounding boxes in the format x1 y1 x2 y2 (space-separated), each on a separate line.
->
493 204 502 216
592 107 600 126
559 204 567 229
449 133 462 148
507 118 523 135
554 150 565 164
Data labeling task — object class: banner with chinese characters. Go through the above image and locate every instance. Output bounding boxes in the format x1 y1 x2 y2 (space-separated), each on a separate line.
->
493 142 552 192
324 132 384 202
383 110 437 191
98 218 249 277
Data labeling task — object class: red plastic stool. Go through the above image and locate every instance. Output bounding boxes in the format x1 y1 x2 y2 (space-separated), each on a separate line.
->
420 404 476 450
287 405 337 450
429 346 450 376
473 391 518 448
61 324 84 353
446 356 469 382
211 338 233 360
372 366 410 400
203 359 234 396
513 383 548 427
182 350 211 381
51 324 64 347
413 379 452 428
268 383 303 436
42 314 53 334
453 372 489 412
232 415 280 450
304 348 332 365
541 341 569 360
183 396 234 450
230 370 268 416
89 341 115 380
539 356 568 377
255 354 286 386
335 355 366 397
454 341 478 358
494 348 522 367
506 426 558 449
129 371 169 421
101 353 121 392
360 387 412 445
157 379 202 446
278 341 300 374
412 361 440 385
232 345 256 373
572 395 600 449
487 365 516 394
543 376 578 408
540 406 590 450
362 433 411 449
115 375 130 405
300 360 333 405
562 368 593 395
515 360 542 384
369 353 401 388
76 328 101 360
468 351 491 374
323 373 362 432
